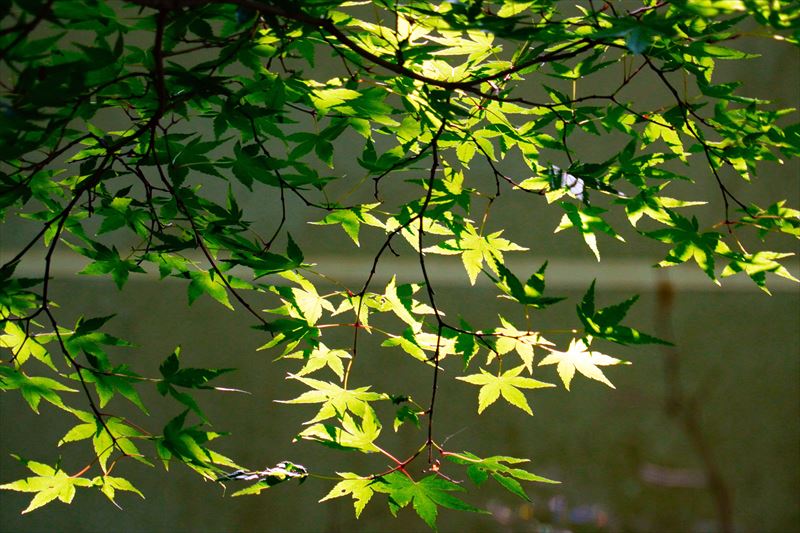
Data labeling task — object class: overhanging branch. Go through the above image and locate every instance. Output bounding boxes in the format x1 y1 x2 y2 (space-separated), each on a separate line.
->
125 0 597 94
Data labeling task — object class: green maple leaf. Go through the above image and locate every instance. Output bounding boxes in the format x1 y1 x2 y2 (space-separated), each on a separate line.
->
255 317 319 355
0 366 76 413
555 202 624 261
0 265 43 317
486 258 566 308
577 281 670 345
319 472 377 518
279 374 387 424
646 211 729 282
737 200 800 238
538 338 628 391
285 343 351 382
71 242 145 289
385 213 453 252
77 364 149 414
393 403 422 431
156 347 236 421
425 223 527 285
223 234 304 278
0 321 56 370
618 183 706 227
382 329 456 364
411 332 457 358
381 276 427 332
490 317 554 374
445 451 559 501
381 331 427 362
642 113 685 157
92 416 149 472
93 475 144 506
721 250 798 293
270 271 335 326
58 419 97 447
312 203 383 246
457 365 554 415
452 319 480 367
0 457 94 514
57 411 152 472
188 269 233 310
332 291 384 331
156 410 239 479
298 407 382 452
373 472 487 530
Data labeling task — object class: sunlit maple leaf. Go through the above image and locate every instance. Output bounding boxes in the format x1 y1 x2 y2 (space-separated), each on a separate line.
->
270 271 335 326
457 365 554 415
489 317 553 373
645 211 730 282
298 408 382 452
721 250 798 294
319 473 376 518
279 375 387 424
0 456 94 514
0 322 55 369
538 338 628 390
372 472 487 529
425 223 527 285
312 203 383 246
284 343 352 382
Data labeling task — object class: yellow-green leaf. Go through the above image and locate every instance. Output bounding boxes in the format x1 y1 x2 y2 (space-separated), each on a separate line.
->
457 366 554 415
538 338 628 390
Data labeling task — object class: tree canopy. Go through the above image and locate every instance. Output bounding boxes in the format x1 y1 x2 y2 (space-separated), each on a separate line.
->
1 0 798 529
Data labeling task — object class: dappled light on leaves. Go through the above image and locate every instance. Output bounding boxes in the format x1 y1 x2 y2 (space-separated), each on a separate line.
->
0 0 798 528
